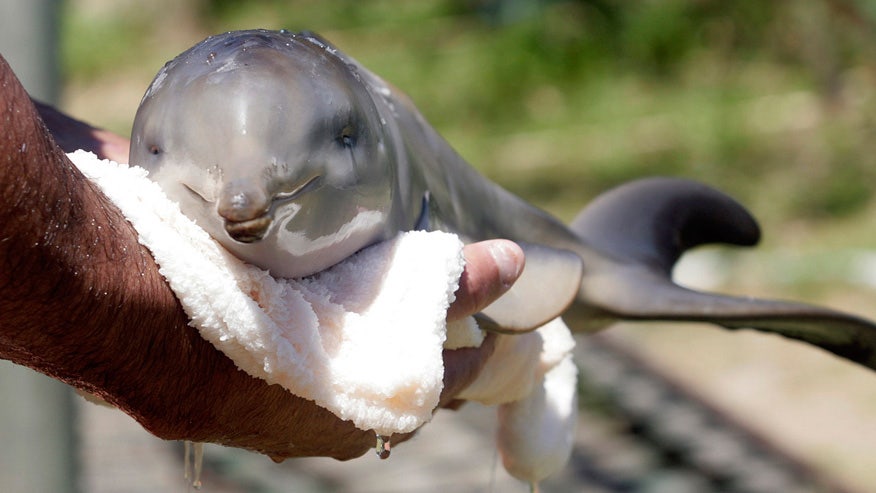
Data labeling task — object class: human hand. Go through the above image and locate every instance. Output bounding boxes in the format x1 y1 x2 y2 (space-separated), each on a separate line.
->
32 99 130 163
0 54 524 460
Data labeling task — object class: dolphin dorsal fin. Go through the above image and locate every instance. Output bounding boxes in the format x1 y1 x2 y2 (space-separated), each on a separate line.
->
572 177 760 273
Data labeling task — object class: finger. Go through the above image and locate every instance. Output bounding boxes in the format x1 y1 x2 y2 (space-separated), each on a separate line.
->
439 332 498 407
446 240 525 322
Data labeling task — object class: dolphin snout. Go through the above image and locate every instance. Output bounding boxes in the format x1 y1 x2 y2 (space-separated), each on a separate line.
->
216 175 321 243
218 181 272 243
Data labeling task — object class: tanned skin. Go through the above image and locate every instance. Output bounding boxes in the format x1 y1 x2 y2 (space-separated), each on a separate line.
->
0 54 524 460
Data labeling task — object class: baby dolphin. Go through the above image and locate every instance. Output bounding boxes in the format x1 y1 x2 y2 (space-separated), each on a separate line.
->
132 31 395 277
132 30 876 371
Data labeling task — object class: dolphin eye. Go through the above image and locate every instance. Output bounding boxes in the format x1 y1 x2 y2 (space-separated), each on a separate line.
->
148 144 162 155
339 125 357 147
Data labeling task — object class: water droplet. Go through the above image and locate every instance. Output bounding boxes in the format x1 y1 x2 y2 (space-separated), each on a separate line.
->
307 36 328 50
184 441 205 489
184 441 191 480
375 434 391 459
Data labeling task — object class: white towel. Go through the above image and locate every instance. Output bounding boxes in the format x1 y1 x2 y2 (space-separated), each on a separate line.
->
69 150 483 435
69 150 576 483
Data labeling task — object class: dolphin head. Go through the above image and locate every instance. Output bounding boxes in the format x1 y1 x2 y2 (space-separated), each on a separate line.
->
131 30 396 278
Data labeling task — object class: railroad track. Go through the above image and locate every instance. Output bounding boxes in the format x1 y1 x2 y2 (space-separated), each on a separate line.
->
79 331 865 492
551 333 863 493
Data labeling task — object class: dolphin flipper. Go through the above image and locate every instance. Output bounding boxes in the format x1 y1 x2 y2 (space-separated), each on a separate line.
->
480 242 583 331
569 177 876 370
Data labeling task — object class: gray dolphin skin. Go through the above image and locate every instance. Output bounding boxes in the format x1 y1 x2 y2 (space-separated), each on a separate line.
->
131 29 876 371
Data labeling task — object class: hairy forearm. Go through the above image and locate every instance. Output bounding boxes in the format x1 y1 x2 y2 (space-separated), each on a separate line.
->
1 58 172 412
0 56 375 458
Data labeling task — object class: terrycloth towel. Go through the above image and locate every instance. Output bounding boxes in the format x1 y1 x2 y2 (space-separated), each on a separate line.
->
69 150 576 484
69 150 483 435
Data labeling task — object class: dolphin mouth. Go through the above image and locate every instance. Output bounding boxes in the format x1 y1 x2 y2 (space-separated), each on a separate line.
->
273 174 323 202
221 176 322 243
224 215 273 243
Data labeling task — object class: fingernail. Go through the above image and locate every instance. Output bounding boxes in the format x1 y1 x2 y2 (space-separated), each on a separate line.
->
488 241 524 288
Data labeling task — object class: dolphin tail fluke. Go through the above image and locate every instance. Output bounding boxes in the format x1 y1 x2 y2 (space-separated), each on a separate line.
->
568 177 876 370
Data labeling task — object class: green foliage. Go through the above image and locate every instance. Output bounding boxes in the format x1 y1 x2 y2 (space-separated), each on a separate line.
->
60 6 151 81
60 0 876 232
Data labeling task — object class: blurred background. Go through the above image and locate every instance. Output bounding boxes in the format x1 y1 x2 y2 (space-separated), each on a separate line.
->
5 0 876 491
